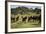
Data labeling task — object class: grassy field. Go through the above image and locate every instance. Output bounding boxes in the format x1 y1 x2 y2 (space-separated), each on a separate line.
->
15 13 40 16
11 6 41 29
11 13 41 28
11 20 41 29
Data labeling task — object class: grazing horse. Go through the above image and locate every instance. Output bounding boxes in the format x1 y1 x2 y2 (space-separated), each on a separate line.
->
22 17 27 22
28 16 32 22
11 17 15 22
31 16 38 22
31 15 41 22
11 15 15 22
16 16 19 21
38 15 41 23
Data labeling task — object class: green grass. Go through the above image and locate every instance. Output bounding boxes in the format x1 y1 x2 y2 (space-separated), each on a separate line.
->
16 13 40 17
11 20 41 29
11 13 41 29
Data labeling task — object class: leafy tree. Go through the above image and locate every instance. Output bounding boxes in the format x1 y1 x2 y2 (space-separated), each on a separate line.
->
11 6 41 15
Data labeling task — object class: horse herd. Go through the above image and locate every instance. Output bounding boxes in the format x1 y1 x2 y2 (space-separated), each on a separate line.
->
11 15 41 23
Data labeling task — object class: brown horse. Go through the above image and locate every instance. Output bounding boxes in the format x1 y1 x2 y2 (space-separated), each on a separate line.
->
16 16 19 21
22 17 27 22
11 17 15 22
28 16 32 22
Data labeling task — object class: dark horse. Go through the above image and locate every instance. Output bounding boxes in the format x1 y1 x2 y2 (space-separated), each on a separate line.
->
28 16 32 22
38 15 41 23
22 17 27 22
16 16 19 21
11 17 15 22
31 15 41 22
32 16 38 21
28 16 38 22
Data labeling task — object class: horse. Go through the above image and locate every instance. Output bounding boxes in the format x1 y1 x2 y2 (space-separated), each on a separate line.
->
31 15 41 22
16 16 19 21
22 17 27 22
11 17 15 23
28 16 32 22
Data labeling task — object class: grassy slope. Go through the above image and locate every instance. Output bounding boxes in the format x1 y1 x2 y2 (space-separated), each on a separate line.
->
11 13 41 28
11 21 41 28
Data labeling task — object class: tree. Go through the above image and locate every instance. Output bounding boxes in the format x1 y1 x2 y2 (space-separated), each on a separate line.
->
34 8 41 14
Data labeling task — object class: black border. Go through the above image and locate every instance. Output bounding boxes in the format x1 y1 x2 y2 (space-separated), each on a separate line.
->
5 1 45 33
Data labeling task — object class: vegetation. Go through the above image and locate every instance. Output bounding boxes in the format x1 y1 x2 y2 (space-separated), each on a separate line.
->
11 6 41 15
11 6 41 28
